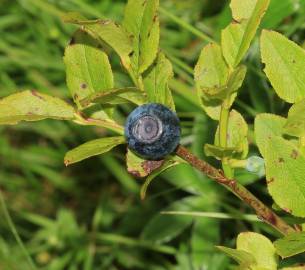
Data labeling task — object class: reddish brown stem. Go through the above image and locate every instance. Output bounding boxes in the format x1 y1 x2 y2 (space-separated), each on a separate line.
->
175 145 296 236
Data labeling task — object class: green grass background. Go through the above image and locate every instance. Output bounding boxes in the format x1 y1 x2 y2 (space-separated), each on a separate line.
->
1 0 305 269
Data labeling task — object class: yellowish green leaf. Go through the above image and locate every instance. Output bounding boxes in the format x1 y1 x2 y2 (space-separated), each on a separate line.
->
222 22 245 68
264 136 305 217
140 157 181 199
222 0 270 68
218 232 277 269
143 52 175 110
64 30 113 108
230 0 257 21
284 99 305 137
63 12 133 70
274 232 305 258
64 136 125 166
195 43 229 91
215 110 249 159
194 43 246 120
194 41 224 118
199 65 246 103
0 90 75 125
123 0 160 74
216 246 256 267
126 149 164 178
261 30 305 103
255 113 286 157
255 114 305 217
79 87 147 107
237 232 278 270
204 144 238 160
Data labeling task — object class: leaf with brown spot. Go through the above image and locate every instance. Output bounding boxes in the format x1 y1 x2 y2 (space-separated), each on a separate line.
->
278 157 284 163
63 12 133 70
267 177 275 184
264 136 305 217
291 150 299 159
123 0 160 74
64 30 113 108
142 160 164 175
194 43 246 120
261 31 305 103
255 113 286 157
126 149 164 178
256 113 305 216
284 99 305 137
0 90 75 125
140 157 181 199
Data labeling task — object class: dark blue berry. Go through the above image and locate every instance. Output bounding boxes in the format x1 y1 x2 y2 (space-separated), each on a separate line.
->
125 103 181 160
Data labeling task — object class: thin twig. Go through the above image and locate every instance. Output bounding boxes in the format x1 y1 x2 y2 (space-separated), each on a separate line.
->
175 145 296 236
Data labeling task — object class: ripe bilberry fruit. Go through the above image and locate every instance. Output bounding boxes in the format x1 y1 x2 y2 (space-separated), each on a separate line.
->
125 103 181 160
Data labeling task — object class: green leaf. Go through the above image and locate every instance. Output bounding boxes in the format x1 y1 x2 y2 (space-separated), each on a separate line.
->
215 110 249 159
204 144 238 160
274 232 305 258
256 115 305 217
140 157 181 199
64 136 125 166
237 232 278 270
199 65 246 106
255 113 286 157
221 22 245 68
64 30 113 108
123 0 160 74
216 246 256 267
195 43 229 93
194 43 246 119
222 0 270 68
218 232 277 269
79 87 147 107
0 90 75 125
126 149 164 178
284 99 305 137
230 0 257 21
63 12 133 70
261 30 305 103
225 65 247 98
143 52 175 110
263 136 305 217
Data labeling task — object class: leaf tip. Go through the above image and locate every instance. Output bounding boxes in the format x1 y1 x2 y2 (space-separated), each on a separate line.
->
64 158 71 167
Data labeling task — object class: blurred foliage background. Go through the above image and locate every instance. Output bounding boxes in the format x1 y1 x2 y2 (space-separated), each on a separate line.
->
1 0 305 269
